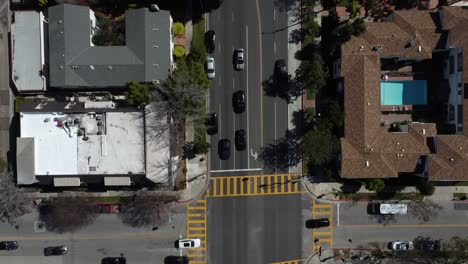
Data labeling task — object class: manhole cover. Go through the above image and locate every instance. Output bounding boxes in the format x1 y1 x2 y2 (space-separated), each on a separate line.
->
34 221 46 232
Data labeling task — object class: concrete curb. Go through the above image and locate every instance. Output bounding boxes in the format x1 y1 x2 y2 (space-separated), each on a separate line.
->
177 155 211 204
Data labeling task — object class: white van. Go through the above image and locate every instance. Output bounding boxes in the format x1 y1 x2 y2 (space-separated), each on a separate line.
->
368 202 407 215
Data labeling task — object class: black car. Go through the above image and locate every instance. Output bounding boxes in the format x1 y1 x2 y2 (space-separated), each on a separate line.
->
44 246 68 256
274 59 287 76
164 256 190 264
274 59 288 90
0 241 18 250
235 129 246 151
205 30 215 53
232 90 246 113
305 218 330 229
415 240 441 251
205 113 218 135
102 257 127 264
218 139 231 160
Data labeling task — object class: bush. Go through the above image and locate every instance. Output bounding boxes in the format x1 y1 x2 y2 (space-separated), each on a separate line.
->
417 180 435 196
194 140 210 154
173 22 185 36
364 178 385 192
124 81 152 107
174 45 185 58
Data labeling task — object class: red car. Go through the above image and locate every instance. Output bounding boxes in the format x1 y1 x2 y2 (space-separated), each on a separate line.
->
98 203 120 214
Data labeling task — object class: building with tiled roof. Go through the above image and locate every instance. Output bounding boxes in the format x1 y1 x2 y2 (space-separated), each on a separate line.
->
339 7 468 181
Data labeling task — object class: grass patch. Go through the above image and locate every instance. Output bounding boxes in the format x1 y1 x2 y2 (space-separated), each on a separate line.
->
455 181 468 186
338 192 424 201
454 193 467 200
192 16 206 55
194 98 207 150
306 88 316 100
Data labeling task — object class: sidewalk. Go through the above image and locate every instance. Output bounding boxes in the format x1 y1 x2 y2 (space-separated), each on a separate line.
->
301 177 468 201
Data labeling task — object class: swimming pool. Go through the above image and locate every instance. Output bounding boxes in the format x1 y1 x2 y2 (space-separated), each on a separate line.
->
381 80 427 105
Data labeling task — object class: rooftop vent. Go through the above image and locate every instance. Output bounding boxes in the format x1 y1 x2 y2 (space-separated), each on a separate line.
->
409 41 416 47
153 45 159 48
417 46 422 52
108 66 112 70
58 20 62 24
71 65 78 69
90 65 95 70
365 160 370 167
359 46 364 51
449 157 454 162
459 147 463 150
149 4 160 12
422 128 426 135
396 142 400 146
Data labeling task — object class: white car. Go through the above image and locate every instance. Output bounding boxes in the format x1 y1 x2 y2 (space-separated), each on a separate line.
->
206 57 215 79
176 238 201 249
234 49 245 70
388 241 414 251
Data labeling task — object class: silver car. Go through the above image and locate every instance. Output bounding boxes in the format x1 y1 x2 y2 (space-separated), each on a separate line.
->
206 57 215 79
234 49 245 70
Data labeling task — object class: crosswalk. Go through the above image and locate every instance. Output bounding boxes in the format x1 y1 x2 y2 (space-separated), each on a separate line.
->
186 197 207 264
311 199 333 252
207 174 303 197
270 259 304 264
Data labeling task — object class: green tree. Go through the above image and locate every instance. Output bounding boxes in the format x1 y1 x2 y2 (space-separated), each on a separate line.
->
364 178 385 192
303 14 320 46
295 53 328 98
124 81 152 107
194 140 210 154
351 18 366 36
302 126 338 166
364 0 377 14
174 45 185 58
416 180 435 196
172 22 185 36
445 236 468 263
346 0 361 19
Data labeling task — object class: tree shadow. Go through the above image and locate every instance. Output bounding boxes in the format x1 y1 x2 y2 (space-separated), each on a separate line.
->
262 76 303 104
369 214 397 226
294 43 318 61
340 180 362 193
289 28 304 44
260 130 301 171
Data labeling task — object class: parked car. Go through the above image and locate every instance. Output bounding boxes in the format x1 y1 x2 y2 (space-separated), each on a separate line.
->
388 241 414 251
235 129 246 151
232 90 246 113
367 202 407 215
0 241 18 250
234 49 245 70
274 59 288 90
205 113 218 135
102 257 127 264
206 57 215 79
305 218 330 229
98 203 120 214
205 30 215 53
175 238 201 249
164 256 190 264
44 246 68 256
415 240 441 251
218 139 231 160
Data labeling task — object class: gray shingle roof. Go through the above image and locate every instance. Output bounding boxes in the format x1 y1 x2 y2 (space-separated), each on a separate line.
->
48 4 172 88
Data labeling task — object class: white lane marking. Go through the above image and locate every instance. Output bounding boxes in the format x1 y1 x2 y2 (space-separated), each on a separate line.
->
337 203 340 227
218 42 221 55
274 101 277 140
232 78 235 90
218 74 221 87
250 148 258 160
273 8 276 21
246 25 250 169
274 42 276 55
219 104 222 168
218 9 221 21
232 12 234 22
211 168 263 173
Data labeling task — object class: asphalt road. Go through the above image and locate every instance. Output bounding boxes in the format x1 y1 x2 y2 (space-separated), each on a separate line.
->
332 200 468 248
208 195 302 264
208 0 290 174
0 207 186 264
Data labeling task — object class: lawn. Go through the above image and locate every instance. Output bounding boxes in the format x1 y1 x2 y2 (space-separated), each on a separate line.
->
93 196 133 203
192 15 206 55
338 192 424 201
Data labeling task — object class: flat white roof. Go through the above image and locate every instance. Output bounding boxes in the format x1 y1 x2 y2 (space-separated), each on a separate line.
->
20 111 145 176
11 11 46 92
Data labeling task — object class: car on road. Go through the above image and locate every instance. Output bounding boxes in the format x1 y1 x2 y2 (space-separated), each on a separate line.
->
274 59 288 90
205 30 215 53
415 240 441 251
388 241 414 251
218 139 231 160
206 57 215 79
367 202 407 215
98 203 120 214
164 256 190 264
235 129 246 151
102 257 127 264
175 238 201 249
232 90 246 113
305 218 330 229
0 241 18 250
234 49 245 70
44 246 68 256
205 113 218 135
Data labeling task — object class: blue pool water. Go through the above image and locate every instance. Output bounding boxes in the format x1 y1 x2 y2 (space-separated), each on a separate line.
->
381 80 427 105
